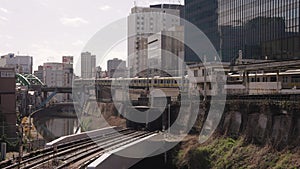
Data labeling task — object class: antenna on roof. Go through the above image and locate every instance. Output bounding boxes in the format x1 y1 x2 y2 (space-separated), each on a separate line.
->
134 0 137 7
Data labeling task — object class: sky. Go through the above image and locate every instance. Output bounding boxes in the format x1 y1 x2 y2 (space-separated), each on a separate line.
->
0 0 183 75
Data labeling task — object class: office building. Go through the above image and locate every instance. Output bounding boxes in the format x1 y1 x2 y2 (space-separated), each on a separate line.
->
107 58 126 78
185 0 300 62
0 53 33 74
43 56 74 102
128 4 183 77
81 52 96 78
184 0 220 63
148 26 184 76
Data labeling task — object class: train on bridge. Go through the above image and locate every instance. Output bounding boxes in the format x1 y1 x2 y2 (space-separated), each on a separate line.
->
75 68 300 96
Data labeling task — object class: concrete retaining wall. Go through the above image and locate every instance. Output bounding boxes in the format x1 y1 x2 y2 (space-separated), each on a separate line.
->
218 100 300 149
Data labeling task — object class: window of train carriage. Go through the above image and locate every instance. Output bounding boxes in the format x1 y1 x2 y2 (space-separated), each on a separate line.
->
154 79 157 84
291 76 300 83
257 78 260 82
270 76 277 82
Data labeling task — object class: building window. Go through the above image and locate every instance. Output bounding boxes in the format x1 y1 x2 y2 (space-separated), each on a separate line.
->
194 70 198 77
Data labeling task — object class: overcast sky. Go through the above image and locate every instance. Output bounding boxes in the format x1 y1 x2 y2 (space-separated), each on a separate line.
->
0 0 183 75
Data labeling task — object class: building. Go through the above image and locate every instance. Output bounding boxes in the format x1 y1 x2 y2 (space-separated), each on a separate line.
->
185 0 300 62
43 56 74 102
0 68 17 141
148 26 184 76
0 53 33 74
34 65 44 83
128 4 183 77
81 52 96 79
184 0 220 63
107 58 126 78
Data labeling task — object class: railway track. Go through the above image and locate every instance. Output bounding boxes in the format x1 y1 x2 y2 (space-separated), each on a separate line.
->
1 128 155 169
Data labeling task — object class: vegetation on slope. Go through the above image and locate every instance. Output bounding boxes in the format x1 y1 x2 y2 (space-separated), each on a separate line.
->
173 136 300 169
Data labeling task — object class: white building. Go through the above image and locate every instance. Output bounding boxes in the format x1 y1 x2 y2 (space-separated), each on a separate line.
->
148 26 184 76
128 4 182 77
0 53 33 74
81 52 96 78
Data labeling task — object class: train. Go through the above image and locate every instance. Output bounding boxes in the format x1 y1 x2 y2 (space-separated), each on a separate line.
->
74 68 300 95
74 76 189 88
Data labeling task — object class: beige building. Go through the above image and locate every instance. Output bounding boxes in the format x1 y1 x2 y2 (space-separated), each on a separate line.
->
148 26 184 76
0 53 33 74
128 4 182 77
43 56 74 102
81 52 96 79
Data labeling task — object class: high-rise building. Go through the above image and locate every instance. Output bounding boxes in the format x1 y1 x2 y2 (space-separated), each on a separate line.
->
184 0 220 63
185 0 300 62
81 52 96 78
128 4 183 77
107 58 126 78
148 26 184 76
0 53 33 74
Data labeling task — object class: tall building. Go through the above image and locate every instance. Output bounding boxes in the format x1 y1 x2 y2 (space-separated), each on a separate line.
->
184 0 220 63
0 53 33 74
128 4 183 77
185 0 300 62
148 26 184 76
81 52 96 78
219 0 300 61
107 58 126 78
0 68 17 141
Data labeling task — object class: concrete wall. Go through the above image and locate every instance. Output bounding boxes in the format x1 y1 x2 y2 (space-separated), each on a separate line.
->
216 99 300 150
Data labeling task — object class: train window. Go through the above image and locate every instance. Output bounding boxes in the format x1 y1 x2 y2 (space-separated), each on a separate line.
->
283 77 289 83
251 78 255 82
161 80 163 83
257 78 260 82
154 80 157 84
270 76 277 82
291 76 300 83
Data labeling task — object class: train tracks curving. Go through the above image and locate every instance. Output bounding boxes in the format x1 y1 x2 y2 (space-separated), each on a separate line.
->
1 128 155 169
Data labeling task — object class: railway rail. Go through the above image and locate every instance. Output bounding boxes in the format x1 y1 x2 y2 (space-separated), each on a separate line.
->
0 128 155 169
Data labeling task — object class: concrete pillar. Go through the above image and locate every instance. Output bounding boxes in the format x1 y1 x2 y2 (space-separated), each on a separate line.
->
276 70 280 93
